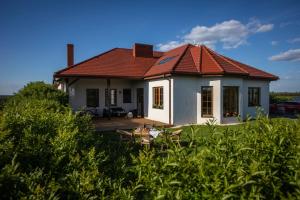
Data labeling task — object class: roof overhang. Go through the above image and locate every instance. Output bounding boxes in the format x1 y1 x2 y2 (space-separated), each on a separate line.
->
54 73 144 80
143 71 279 81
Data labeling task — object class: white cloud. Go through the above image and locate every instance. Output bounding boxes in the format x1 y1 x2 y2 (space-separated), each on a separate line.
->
157 19 274 51
247 18 274 33
157 41 186 52
255 24 274 32
269 49 300 61
183 20 248 49
271 41 278 46
288 37 300 43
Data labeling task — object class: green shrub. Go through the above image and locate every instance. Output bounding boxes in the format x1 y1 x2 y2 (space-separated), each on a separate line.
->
5 81 68 106
0 83 106 199
130 116 300 199
0 82 299 199
270 93 293 103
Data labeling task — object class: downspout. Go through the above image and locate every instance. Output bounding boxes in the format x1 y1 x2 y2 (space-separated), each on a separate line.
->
168 77 172 125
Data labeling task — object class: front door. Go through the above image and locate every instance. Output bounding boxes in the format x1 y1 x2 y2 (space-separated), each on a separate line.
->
136 88 144 117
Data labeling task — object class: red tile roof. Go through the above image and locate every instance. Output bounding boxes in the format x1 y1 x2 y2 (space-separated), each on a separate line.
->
54 44 278 80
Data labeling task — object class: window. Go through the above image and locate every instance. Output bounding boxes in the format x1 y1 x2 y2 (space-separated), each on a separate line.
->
86 89 99 107
158 56 177 65
105 89 117 106
153 87 163 109
201 86 213 117
123 89 132 103
223 86 239 117
248 87 260 107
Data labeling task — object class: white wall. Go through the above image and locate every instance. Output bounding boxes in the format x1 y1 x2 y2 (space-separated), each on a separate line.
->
60 76 270 124
68 78 144 117
172 76 270 125
172 76 222 125
147 78 172 124
173 76 197 125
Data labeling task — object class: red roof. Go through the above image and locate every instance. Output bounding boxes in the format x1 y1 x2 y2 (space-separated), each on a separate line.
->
55 44 278 80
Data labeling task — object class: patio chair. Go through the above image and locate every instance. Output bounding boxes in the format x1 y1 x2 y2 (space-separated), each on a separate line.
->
116 129 134 142
133 127 150 137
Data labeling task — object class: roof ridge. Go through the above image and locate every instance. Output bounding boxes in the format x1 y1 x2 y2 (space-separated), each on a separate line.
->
213 51 249 74
172 44 192 73
202 46 224 73
199 46 203 73
190 46 201 73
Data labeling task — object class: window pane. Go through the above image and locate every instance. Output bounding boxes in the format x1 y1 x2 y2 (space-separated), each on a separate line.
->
248 87 260 106
160 87 164 107
153 87 163 109
105 89 117 106
201 86 213 117
110 89 117 106
86 89 99 107
223 87 238 117
123 89 131 103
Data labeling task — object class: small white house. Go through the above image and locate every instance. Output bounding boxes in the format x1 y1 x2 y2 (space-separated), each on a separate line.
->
54 43 278 125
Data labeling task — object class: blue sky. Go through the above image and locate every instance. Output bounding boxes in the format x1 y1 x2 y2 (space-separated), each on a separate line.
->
1 0 300 94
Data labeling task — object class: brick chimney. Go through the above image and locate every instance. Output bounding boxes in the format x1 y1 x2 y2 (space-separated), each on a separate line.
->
133 43 153 57
67 44 74 67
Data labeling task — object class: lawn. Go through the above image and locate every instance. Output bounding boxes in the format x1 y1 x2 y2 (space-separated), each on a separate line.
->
96 117 294 145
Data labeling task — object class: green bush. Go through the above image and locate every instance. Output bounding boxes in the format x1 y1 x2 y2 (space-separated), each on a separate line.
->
6 81 68 106
130 116 300 199
0 82 299 199
270 93 293 103
0 83 106 199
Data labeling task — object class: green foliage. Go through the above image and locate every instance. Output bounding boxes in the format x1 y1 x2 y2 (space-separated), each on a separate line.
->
270 91 300 97
0 82 103 199
270 93 294 103
6 81 68 106
0 82 299 199
130 116 300 199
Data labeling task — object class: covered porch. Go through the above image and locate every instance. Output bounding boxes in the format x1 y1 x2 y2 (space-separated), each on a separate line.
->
56 77 148 117
93 117 168 131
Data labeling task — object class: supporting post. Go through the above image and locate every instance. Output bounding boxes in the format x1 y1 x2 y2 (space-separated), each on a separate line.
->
107 79 111 120
65 78 69 94
168 78 172 125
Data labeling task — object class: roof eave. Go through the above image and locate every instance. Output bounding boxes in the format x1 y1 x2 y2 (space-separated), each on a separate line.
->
54 74 144 80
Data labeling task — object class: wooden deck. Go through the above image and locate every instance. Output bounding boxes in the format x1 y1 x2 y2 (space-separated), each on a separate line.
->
93 117 168 131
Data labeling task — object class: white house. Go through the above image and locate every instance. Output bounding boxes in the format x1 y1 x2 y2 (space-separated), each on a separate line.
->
54 43 278 125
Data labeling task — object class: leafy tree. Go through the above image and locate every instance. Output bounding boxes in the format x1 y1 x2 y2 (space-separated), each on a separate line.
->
6 81 68 106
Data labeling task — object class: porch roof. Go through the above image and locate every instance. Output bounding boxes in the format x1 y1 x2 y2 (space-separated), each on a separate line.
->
54 48 162 79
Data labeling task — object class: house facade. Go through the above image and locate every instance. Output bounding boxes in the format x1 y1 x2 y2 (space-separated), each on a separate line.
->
54 43 278 125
